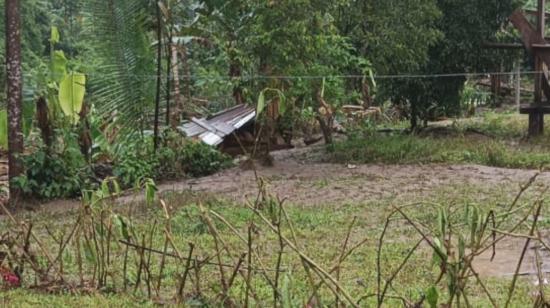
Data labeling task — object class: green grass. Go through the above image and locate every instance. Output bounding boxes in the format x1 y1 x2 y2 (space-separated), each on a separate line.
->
1 182 544 307
329 133 550 168
0 290 155 308
458 111 528 139
329 112 550 169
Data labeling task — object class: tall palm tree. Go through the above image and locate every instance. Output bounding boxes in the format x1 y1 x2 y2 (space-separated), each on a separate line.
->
5 0 23 203
85 0 156 140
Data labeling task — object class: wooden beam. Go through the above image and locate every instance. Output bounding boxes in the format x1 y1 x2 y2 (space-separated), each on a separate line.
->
525 9 550 19
509 10 539 52
483 42 524 49
509 10 550 99
532 43 550 48
520 104 550 114
535 0 545 105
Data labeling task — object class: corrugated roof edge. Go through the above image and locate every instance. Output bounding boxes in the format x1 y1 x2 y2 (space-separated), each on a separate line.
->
179 104 256 146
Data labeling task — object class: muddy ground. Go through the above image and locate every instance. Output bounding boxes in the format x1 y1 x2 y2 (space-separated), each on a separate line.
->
7 143 550 279
157 145 544 206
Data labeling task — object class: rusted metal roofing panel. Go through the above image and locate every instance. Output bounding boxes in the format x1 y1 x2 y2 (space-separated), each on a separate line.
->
179 104 256 146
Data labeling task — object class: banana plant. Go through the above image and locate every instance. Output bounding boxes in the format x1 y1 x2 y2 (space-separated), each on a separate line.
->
256 88 286 118
58 73 86 124
49 26 87 125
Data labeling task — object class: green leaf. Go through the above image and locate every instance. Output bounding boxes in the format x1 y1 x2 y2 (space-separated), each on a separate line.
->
101 179 110 197
281 272 293 308
50 26 60 44
426 286 439 308
83 241 97 263
51 50 68 83
277 91 287 115
458 234 466 261
368 69 377 88
0 109 7 150
256 90 266 118
114 215 130 240
437 208 447 237
145 179 157 206
432 237 447 266
59 73 86 124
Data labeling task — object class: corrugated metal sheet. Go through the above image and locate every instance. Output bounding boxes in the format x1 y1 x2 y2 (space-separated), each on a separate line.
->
179 104 256 146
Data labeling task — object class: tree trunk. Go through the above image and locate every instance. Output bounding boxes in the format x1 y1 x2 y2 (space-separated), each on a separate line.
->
315 90 334 145
230 61 243 104
36 97 52 148
153 2 162 151
410 100 418 131
170 45 183 129
165 32 172 127
181 45 191 115
5 0 24 204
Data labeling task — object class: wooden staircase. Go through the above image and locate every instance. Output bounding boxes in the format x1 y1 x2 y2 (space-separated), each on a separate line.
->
509 1 550 135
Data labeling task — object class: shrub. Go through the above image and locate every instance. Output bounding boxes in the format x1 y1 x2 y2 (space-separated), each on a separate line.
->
178 141 232 177
13 144 93 199
112 134 232 187
112 142 159 188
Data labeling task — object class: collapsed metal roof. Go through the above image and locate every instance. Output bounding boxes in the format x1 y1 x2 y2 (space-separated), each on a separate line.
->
178 104 256 146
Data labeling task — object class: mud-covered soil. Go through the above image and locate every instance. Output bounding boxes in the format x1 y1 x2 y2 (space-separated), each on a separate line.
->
26 143 548 211
156 146 544 206
473 235 550 278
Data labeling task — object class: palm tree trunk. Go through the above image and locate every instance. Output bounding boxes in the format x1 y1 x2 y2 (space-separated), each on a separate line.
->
5 0 24 203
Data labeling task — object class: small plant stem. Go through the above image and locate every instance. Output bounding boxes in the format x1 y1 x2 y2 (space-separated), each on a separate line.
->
177 242 195 303
505 199 543 308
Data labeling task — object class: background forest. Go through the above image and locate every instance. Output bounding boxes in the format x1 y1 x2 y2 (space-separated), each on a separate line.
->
0 0 526 199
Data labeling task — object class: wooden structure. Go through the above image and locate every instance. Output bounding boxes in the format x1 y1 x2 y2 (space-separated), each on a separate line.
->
508 1 550 135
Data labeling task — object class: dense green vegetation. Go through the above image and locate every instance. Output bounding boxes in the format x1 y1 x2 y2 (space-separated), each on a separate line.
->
0 0 527 199
329 112 550 169
4 1 550 307
0 0 531 195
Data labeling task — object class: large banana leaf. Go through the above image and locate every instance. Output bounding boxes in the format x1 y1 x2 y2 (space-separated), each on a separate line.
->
59 73 86 124
51 51 68 83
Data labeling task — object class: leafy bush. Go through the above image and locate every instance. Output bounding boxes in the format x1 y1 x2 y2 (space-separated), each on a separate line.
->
13 144 93 199
112 142 159 188
178 141 232 177
112 134 232 187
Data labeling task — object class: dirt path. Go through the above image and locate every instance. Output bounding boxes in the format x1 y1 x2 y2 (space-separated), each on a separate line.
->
154 147 544 206
27 145 547 212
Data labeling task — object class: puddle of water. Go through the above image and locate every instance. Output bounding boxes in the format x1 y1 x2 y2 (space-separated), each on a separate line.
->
473 236 550 278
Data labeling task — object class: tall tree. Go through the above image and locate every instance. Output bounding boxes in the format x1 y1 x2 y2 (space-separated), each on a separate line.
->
395 0 520 128
5 0 23 203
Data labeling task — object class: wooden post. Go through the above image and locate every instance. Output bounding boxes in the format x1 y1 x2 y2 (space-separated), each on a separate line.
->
529 0 546 136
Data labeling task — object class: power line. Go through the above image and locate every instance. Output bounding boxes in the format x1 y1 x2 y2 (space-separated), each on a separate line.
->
1 69 542 81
